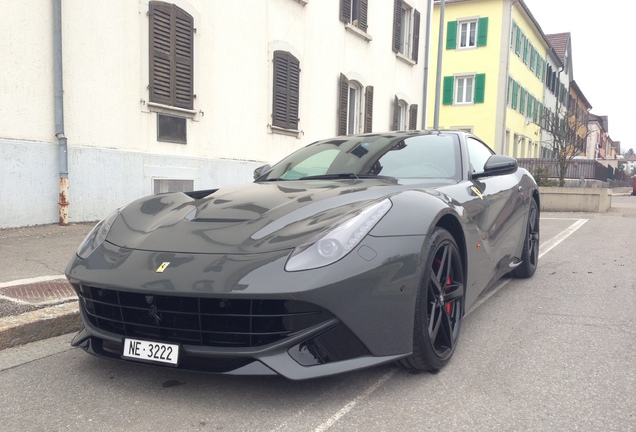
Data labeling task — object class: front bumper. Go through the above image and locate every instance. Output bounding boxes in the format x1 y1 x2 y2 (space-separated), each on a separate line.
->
66 234 425 379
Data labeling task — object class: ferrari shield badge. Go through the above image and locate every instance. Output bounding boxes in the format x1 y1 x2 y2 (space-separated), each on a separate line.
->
156 262 170 273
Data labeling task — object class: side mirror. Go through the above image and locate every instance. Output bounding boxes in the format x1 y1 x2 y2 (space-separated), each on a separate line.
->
472 155 518 179
253 164 272 180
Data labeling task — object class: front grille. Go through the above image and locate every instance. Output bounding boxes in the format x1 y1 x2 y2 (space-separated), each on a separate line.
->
77 285 333 348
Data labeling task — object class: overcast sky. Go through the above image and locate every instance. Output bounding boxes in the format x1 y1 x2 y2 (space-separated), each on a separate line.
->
524 0 630 152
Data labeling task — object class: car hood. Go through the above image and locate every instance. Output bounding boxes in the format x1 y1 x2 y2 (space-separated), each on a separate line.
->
106 179 444 254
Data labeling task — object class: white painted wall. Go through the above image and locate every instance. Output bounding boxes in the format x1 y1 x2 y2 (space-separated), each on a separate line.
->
1 0 429 229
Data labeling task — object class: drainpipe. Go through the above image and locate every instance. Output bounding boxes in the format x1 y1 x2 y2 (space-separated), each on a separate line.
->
433 0 445 129
421 0 433 128
53 0 69 225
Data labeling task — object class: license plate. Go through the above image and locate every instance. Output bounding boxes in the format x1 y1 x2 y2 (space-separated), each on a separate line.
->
122 338 179 366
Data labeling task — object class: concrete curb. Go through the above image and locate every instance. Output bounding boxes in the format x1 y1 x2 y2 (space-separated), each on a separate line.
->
0 301 81 350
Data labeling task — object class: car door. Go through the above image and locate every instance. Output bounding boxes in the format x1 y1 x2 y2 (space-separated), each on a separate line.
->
464 137 526 280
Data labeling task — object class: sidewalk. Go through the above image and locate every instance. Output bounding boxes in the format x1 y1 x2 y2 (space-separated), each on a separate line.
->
0 223 94 349
0 187 634 351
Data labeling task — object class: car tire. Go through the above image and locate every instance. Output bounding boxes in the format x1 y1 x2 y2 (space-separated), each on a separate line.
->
511 198 539 279
398 227 464 372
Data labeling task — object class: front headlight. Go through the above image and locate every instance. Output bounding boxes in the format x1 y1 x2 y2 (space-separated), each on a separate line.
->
285 198 392 271
76 208 121 259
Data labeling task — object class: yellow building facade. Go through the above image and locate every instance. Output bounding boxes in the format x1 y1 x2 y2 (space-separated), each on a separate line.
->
427 0 553 158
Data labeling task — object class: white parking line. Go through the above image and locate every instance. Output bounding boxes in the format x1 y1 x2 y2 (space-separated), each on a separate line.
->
313 369 397 432
307 217 589 432
466 217 588 316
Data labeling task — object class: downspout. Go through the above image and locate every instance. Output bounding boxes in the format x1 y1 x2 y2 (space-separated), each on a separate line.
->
421 0 433 128
433 0 445 129
53 0 69 225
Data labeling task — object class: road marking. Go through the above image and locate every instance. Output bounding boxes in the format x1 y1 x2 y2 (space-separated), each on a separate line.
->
538 218 588 257
313 369 397 432
0 275 66 289
466 218 588 316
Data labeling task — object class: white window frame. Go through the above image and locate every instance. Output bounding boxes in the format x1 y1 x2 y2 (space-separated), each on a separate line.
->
399 2 413 57
455 75 474 104
397 99 408 130
347 82 362 135
458 20 477 49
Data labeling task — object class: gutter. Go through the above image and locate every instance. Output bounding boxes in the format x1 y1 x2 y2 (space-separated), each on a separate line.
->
421 0 433 128
53 0 69 225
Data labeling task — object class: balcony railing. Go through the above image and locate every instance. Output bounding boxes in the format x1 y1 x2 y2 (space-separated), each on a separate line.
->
516 158 626 182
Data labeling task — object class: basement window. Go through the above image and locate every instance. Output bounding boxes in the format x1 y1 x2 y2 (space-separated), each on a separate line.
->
157 114 187 144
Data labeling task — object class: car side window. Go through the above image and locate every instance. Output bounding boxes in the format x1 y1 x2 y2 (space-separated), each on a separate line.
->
466 137 494 174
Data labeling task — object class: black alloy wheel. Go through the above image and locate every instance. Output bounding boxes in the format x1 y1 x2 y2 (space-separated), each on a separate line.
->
399 227 464 371
511 198 539 279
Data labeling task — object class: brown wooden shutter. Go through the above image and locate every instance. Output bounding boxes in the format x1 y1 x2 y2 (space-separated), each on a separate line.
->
149 2 193 110
412 9 421 63
338 73 349 136
364 85 374 133
359 0 369 32
392 0 402 53
392 96 399 131
272 51 300 130
409 104 418 130
340 0 351 23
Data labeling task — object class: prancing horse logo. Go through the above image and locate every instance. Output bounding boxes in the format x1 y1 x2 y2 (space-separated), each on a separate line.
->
156 262 170 273
145 295 162 326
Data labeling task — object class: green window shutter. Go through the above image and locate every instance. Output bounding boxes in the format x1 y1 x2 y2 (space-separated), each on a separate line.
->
527 95 533 118
477 17 488 47
474 73 485 103
515 28 521 55
443 76 454 104
510 22 516 48
507 77 512 105
530 46 535 71
446 21 457 50
520 88 526 115
512 81 518 109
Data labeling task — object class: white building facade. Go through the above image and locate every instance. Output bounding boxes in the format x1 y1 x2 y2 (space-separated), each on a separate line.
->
1 0 430 229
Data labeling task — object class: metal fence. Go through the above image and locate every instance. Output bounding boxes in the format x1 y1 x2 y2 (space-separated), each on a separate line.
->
516 158 626 182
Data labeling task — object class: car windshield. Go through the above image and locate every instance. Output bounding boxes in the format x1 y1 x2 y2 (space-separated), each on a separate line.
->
257 133 461 181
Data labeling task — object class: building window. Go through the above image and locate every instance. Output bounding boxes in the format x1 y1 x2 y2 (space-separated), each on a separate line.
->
149 1 194 110
338 74 373 135
446 17 488 49
392 0 421 62
157 114 187 144
392 97 418 130
459 20 477 48
272 51 300 130
443 74 485 105
456 76 473 104
340 0 368 32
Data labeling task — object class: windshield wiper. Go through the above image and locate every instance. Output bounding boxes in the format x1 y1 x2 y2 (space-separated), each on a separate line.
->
299 173 396 181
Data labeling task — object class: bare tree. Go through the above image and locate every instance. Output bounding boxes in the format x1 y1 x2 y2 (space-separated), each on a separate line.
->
541 95 589 187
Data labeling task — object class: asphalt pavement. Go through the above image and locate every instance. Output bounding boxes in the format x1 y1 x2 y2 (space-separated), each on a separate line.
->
0 187 634 351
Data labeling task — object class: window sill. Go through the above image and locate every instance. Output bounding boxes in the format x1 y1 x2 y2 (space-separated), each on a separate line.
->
147 102 198 120
396 52 416 66
269 124 302 138
345 23 372 42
